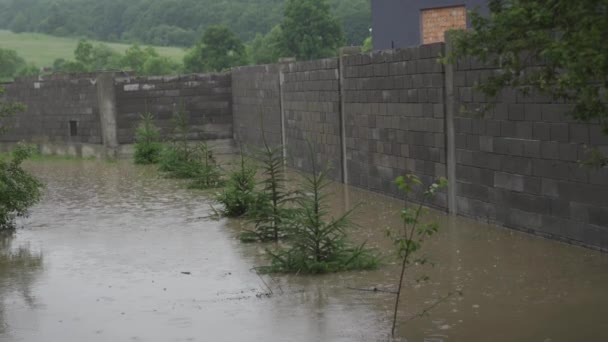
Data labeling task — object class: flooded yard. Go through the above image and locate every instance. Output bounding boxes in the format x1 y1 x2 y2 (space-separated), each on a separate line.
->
1 159 608 342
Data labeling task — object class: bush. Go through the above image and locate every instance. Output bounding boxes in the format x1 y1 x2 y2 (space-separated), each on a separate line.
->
0 144 44 231
216 149 257 217
133 113 163 164
157 109 223 189
259 143 378 274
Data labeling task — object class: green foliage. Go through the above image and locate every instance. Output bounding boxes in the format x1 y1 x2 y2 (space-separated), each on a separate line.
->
280 0 344 60
243 140 291 242
15 63 40 77
122 44 161 74
142 56 179 76
133 113 163 165
248 26 284 65
362 36 373 53
0 89 43 231
183 26 247 73
10 12 28 33
447 0 608 135
0 48 26 79
0 0 370 47
52 40 169 75
188 142 224 190
157 109 223 188
74 39 94 66
0 86 25 133
216 149 257 217
260 143 378 274
388 175 448 337
0 143 44 231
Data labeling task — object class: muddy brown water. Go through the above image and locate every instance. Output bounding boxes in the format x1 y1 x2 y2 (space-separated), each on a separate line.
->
1 159 607 342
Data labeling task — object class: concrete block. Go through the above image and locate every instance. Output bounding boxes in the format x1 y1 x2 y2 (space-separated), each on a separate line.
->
550 123 569 142
585 205 608 226
540 141 559 159
495 172 524 192
533 122 551 141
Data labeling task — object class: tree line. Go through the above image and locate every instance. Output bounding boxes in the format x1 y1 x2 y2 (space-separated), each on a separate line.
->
0 0 370 47
1 0 355 79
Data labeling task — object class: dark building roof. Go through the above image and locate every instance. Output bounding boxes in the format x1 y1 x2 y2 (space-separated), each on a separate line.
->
371 0 488 50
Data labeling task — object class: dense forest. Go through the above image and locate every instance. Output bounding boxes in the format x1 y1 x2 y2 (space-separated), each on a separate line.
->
0 0 371 47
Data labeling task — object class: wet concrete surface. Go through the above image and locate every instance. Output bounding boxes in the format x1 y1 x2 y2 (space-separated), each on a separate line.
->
1 159 607 342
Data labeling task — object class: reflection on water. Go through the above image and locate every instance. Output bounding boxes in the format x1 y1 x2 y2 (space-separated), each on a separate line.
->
0 159 607 342
0 233 43 335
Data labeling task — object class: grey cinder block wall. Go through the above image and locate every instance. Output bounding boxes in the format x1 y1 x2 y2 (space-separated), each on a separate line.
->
342 43 448 208
231 64 283 149
114 73 232 144
231 43 607 251
453 56 608 248
1 72 234 152
0 74 103 145
282 58 343 181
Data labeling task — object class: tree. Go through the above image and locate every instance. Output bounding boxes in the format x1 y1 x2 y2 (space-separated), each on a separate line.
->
74 39 94 66
0 49 26 80
10 12 28 33
448 1 608 140
122 44 160 74
15 64 40 77
183 26 247 72
248 25 285 65
143 56 178 75
280 0 344 60
91 44 122 71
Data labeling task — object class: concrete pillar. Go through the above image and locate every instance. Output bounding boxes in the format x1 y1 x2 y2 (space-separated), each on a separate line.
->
444 33 458 215
278 62 290 163
96 72 118 156
338 46 361 185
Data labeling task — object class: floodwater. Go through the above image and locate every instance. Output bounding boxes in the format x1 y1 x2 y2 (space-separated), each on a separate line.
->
1 159 608 342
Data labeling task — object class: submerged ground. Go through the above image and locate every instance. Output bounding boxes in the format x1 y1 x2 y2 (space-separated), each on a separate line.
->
1 159 607 342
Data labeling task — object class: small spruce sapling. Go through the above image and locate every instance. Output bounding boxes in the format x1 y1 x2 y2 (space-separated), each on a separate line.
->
216 148 257 217
260 142 378 274
133 113 162 164
242 139 291 242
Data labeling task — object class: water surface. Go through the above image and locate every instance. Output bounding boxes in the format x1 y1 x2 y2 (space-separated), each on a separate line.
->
1 159 607 342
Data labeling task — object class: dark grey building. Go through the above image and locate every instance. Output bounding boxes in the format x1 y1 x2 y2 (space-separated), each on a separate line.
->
371 0 488 50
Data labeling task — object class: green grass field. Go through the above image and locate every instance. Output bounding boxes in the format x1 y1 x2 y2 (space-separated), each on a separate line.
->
0 30 187 68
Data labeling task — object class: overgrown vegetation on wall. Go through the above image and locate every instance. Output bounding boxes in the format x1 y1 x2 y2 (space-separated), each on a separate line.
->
447 0 608 166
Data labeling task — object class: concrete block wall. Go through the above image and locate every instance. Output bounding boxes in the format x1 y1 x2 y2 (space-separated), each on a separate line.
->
282 58 342 180
114 73 233 144
0 74 102 144
342 44 448 208
231 64 282 149
453 59 608 250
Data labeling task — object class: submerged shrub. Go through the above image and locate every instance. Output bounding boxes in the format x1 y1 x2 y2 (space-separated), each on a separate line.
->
133 113 163 164
157 108 223 188
242 141 293 242
259 144 379 274
0 144 43 231
216 149 257 217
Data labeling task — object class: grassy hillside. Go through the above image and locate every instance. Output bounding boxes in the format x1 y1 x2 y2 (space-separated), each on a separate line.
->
0 30 187 68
